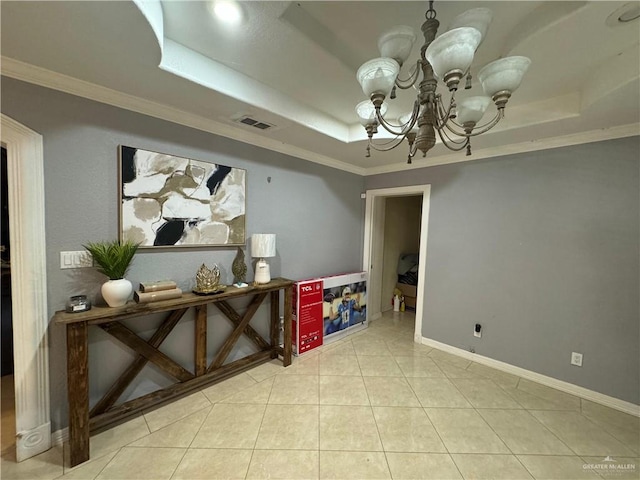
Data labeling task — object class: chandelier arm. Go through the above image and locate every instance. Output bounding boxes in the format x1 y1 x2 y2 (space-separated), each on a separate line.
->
369 136 404 147
433 100 449 128
440 122 470 138
409 140 419 157
431 64 474 126
465 110 504 136
375 101 420 136
376 118 412 137
435 97 502 138
368 136 407 152
440 121 473 138
395 60 422 89
436 126 470 150
442 109 503 138
432 93 457 128
438 137 469 152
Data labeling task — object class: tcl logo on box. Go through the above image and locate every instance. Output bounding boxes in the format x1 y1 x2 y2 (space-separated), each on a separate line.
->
293 280 324 355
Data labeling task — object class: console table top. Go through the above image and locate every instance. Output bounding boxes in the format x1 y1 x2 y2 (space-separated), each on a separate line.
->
53 277 294 325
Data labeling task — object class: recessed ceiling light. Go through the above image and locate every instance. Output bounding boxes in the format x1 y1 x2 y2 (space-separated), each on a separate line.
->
606 3 640 27
210 0 243 25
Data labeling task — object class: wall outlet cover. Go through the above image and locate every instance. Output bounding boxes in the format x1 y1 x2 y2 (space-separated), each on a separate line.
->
571 352 583 367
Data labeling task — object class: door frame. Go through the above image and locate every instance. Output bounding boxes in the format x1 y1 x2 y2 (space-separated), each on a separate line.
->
1 114 51 461
363 185 431 342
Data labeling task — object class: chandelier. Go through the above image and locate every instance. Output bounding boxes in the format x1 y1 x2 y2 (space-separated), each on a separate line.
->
355 1 531 164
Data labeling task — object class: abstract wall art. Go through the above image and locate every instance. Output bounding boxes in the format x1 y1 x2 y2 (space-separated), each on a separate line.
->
119 146 246 247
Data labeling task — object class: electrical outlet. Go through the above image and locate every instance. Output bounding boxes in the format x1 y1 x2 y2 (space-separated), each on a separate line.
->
474 323 482 338
571 352 583 367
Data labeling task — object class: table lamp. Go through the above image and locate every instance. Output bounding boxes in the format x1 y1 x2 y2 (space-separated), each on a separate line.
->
251 234 276 284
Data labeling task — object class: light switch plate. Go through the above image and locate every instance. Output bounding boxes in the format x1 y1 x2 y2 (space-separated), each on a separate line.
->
60 251 93 269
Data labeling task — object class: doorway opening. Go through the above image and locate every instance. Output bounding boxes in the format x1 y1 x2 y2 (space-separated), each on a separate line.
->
363 185 431 343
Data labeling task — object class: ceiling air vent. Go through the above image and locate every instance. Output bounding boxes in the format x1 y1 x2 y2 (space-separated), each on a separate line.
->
234 115 275 131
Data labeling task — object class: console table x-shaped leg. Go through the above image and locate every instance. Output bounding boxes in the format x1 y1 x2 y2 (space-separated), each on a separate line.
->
55 279 293 467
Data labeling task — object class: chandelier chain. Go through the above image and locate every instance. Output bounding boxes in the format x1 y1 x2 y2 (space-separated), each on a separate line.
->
426 1 436 20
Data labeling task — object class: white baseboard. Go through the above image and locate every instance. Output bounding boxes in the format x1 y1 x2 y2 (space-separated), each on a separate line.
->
51 427 68 447
421 337 640 417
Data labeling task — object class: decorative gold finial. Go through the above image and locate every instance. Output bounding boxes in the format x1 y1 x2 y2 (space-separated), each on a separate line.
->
194 263 221 294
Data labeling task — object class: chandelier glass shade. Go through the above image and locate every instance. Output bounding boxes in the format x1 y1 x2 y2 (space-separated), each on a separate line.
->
356 58 400 98
449 8 493 44
425 27 482 85
355 1 531 163
378 26 417 65
456 96 491 126
356 100 388 127
478 56 532 98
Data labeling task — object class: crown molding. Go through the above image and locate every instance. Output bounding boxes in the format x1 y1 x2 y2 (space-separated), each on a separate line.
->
364 123 640 176
1 57 366 175
3 57 637 178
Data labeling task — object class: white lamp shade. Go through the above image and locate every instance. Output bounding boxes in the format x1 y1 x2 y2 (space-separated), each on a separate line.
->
377 25 416 65
251 234 276 258
425 27 482 80
478 56 531 97
356 57 400 98
355 100 388 126
449 8 493 47
457 96 491 125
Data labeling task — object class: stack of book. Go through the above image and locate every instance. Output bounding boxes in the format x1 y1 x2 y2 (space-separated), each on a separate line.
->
134 280 182 304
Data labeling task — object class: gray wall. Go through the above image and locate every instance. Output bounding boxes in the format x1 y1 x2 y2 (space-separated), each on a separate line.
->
1 77 365 430
366 137 640 404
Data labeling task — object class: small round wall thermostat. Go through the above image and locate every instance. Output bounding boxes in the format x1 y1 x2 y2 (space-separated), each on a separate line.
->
66 295 91 313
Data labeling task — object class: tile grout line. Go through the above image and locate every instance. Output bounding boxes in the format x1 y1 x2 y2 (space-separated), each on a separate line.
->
394 314 466 480
361 343 392 479
243 383 272 480
529 408 636 458
166 447 189 480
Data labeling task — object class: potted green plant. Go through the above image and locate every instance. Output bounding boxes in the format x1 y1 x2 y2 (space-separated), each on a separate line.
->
83 240 139 307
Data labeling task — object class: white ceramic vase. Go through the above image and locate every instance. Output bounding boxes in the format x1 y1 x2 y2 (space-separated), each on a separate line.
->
101 278 133 307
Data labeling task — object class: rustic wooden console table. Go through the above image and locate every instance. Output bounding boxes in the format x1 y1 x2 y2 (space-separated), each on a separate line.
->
53 278 293 467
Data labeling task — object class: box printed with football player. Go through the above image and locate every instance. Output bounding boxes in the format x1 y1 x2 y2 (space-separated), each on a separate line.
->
322 277 367 337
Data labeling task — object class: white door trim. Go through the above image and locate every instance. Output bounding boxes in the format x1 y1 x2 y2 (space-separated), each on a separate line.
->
1 114 51 461
363 185 431 342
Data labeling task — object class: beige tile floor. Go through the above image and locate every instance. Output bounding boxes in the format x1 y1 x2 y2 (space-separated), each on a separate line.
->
1 311 638 479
